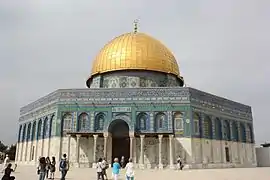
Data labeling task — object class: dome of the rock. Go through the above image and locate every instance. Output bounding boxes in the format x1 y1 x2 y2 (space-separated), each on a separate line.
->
86 32 184 88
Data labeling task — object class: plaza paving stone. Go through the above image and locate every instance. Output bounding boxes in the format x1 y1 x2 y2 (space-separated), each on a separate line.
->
1 164 269 180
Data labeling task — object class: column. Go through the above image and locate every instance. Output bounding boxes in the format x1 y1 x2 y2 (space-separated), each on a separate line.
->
130 135 134 160
67 135 71 160
139 135 145 169
92 135 98 168
158 135 163 169
134 136 137 164
169 135 174 169
15 143 19 163
88 136 92 167
103 134 108 159
76 134 81 167
34 139 38 163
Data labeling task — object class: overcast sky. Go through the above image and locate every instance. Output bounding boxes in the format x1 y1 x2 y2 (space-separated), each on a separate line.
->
0 0 269 145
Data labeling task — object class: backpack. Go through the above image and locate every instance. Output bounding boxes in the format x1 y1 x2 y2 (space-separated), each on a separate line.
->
60 159 67 169
105 162 109 169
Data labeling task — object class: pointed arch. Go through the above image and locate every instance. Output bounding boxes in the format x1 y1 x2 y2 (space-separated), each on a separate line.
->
22 124 26 142
231 121 239 141
223 120 231 141
155 112 166 130
193 112 200 135
26 123 31 141
43 117 48 138
78 112 89 131
174 112 184 130
49 115 54 137
62 113 72 132
136 112 148 131
31 121 36 141
215 118 222 140
203 116 213 139
95 113 105 131
37 119 42 140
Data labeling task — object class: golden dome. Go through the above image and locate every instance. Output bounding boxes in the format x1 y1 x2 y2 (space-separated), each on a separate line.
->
90 32 180 77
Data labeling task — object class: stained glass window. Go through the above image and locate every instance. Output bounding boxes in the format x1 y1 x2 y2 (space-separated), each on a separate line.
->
240 123 246 142
96 113 105 131
137 113 147 130
79 113 89 131
43 118 48 138
37 120 42 139
63 113 72 131
22 125 26 141
155 113 165 129
174 112 184 130
31 122 36 141
203 116 212 138
27 123 31 141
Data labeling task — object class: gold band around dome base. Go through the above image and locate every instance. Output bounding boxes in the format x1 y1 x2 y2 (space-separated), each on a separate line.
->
89 32 181 78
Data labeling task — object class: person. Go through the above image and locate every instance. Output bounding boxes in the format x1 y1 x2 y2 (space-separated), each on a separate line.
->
101 158 108 180
1 163 17 180
1 155 10 173
59 154 69 180
177 156 183 170
125 158 134 180
112 158 121 180
45 157 51 179
120 156 125 168
49 156 56 179
96 158 105 180
37 157 46 180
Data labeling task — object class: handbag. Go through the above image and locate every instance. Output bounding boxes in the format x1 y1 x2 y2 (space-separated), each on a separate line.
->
37 169 40 175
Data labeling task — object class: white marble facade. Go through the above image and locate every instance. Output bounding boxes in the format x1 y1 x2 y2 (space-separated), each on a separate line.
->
15 134 257 169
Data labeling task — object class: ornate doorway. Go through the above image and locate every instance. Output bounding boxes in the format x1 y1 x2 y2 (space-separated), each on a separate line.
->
108 119 130 165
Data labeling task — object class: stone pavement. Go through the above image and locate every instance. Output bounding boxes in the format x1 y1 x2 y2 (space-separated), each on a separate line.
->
1 165 269 180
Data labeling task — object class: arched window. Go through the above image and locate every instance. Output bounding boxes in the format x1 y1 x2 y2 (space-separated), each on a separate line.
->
193 113 200 135
203 116 212 138
174 112 184 130
37 120 42 140
22 124 26 142
231 121 239 141
95 113 105 131
62 113 72 131
31 121 36 141
27 123 31 141
240 123 246 142
155 112 166 130
223 120 231 141
18 125 22 142
215 118 222 140
43 118 48 138
78 113 89 131
137 113 147 130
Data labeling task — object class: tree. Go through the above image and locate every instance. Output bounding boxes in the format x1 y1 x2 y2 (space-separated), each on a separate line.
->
6 144 16 160
0 141 7 152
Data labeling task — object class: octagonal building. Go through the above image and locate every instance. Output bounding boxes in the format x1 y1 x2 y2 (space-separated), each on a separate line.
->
15 28 256 169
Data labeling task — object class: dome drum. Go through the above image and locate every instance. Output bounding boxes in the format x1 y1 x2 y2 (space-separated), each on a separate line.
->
87 70 184 88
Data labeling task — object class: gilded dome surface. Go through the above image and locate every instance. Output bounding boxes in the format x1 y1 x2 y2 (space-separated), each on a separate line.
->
90 32 180 77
